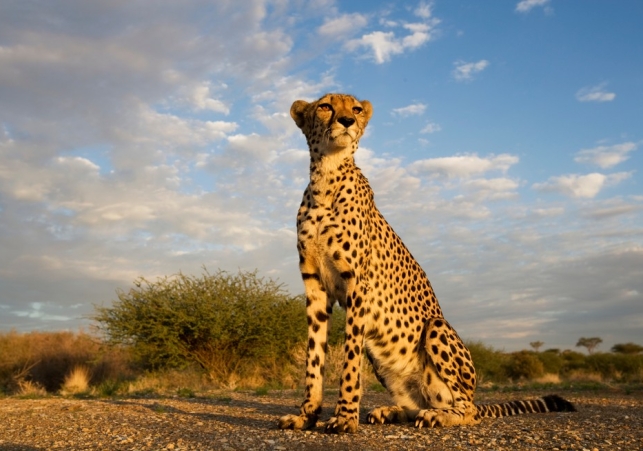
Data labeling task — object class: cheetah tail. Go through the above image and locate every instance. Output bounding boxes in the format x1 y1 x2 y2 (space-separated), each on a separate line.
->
475 394 576 418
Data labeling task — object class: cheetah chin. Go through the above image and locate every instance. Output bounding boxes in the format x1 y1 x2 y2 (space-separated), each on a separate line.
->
277 93 575 434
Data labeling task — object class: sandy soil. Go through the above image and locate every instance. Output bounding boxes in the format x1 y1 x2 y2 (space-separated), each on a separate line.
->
1 388 641 450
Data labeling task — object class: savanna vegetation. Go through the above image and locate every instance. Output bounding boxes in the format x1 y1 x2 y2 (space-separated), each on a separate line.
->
1 269 641 397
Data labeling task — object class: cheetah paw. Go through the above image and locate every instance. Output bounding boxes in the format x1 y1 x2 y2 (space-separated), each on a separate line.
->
414 409 445 428
324 414 358 433
367 406 408 424
277 413 317 430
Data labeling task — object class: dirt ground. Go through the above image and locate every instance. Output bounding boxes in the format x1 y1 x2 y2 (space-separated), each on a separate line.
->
1 388 641 450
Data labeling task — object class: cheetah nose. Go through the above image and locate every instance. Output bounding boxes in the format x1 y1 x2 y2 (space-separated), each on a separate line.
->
337 116 355 128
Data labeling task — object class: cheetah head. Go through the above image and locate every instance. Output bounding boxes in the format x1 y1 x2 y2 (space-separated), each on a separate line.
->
291 93 372 155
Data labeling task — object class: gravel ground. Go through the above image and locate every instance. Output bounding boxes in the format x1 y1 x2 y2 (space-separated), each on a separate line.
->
0 389 641 450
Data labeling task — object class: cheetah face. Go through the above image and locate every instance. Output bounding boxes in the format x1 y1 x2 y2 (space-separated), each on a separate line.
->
291 93 373 154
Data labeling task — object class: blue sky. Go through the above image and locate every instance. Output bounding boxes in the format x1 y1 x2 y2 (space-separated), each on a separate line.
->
0 0 641 352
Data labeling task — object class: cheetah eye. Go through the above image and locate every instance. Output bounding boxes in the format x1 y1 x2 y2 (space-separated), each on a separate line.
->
318 103 332 112
352 106 363 114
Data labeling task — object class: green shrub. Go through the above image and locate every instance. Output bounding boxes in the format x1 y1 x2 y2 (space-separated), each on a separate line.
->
585 353 643 382
465 340 509 384
536 350 564 375
560 350 587 375
504 351 544 381
93 269 306 383
328 305 346 346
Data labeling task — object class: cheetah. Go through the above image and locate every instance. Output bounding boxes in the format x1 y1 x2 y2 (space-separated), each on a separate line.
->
278 93 575 433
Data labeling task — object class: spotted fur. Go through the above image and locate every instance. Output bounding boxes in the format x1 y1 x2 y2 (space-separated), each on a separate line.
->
277 93 575 433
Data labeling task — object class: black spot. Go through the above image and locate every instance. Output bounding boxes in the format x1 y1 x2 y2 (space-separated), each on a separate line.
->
316 311 329 322
309 338 316 350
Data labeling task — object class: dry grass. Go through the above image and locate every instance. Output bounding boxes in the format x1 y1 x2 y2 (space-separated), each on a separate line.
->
16 380 47 397
61 366 91 395
566 370 604 383
0 330 135 395
534 373 562 384
2 330 640 396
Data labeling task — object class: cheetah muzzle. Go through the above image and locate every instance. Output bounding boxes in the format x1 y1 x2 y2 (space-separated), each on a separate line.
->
277 93 575 434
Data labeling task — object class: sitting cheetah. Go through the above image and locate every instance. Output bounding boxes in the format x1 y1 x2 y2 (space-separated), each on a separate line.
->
278 93 575 433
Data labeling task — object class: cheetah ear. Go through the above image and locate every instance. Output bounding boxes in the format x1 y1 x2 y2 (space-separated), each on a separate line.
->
360 100 373 123
290 100 310 130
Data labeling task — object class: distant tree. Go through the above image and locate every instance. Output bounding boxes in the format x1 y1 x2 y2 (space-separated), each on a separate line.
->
529 341 544 352
611 342 643 354
544 348 560 354
576 337 603 355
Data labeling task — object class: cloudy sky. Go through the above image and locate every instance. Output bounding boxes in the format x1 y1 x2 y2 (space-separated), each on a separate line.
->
1 0 641 352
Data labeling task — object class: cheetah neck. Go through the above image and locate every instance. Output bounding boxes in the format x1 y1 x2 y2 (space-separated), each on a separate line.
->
309 147 356 185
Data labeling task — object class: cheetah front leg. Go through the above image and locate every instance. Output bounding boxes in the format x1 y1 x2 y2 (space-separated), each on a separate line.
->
325 282 369 433
277 270 331 430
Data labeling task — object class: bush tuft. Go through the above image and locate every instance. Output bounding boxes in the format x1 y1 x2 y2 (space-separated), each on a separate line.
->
93 269 306 387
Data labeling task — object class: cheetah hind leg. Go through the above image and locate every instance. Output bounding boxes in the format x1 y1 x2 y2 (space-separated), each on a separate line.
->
414 318 481 428
414 402 480 428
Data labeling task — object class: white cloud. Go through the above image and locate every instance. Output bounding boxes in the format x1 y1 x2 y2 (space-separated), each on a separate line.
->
574 142 638 168
409 153 519 179
420 122 442 134
392 103 426 116
576 83 616 102
345 9 440 64
318 13 368 37
463 177 520 201
453 59 489 81
190 82 230 114
346 31 402 64
414 2 434 20
515 0 550 13
532 172 632 198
